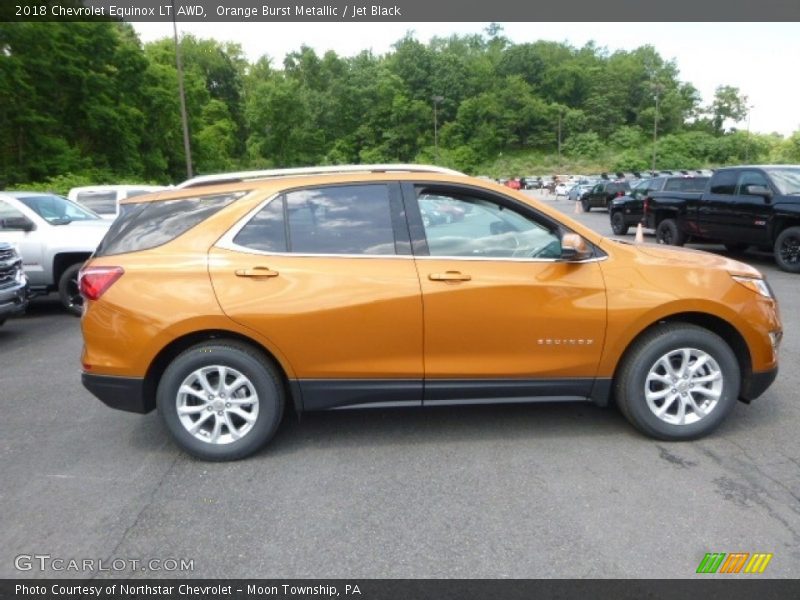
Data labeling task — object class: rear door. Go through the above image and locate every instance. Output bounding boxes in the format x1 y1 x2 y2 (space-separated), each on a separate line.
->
210 182 424 410
403 182 607 404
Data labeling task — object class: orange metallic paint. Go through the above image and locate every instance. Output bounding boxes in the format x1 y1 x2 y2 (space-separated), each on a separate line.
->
81 172 782 390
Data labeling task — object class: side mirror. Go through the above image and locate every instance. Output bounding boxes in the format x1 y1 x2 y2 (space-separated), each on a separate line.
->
744 184 772 199
0 216 35 231
560 233 592 261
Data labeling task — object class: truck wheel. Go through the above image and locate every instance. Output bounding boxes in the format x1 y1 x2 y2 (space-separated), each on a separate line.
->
610 212 629 235
656 219 685 246
58 263 84 316
774 226 800 273
614 324 739 440
581 198 591 212
157 341 285 461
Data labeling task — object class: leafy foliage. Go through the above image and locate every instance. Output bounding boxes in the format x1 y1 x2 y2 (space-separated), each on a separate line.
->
0 22 796 189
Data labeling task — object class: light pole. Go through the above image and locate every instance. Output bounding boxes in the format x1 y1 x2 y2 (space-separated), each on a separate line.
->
432 95 444 164
172 0 193 179
745 103 753 163
557 109 563 170
651 82 664 174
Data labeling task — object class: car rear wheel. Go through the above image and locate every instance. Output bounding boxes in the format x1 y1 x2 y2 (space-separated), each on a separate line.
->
610 211 628 236
774 226 800 273
58 263 84 316
614 324 739 440
157 341 284 461
656 218 685 246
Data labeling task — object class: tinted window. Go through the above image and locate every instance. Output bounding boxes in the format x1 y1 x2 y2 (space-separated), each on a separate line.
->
737 171 770 195
233 197 287 253
709 171 738 195
96 192 244 257
77 191 117 215
663 177 709 192
285 185 396 255
418 191 561 259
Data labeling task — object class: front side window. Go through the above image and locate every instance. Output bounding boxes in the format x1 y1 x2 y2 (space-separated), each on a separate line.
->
766 168 800 195
736 171 770 195
18 194 99 224
418 192 562 259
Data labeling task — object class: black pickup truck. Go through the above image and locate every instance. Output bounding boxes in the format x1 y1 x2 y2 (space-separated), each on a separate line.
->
643 165 800 272
609 175 709 235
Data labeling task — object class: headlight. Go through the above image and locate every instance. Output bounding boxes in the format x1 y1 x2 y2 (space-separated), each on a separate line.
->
731 275 773 299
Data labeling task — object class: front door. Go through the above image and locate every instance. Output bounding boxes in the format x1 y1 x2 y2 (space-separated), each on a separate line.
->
405 184 607 404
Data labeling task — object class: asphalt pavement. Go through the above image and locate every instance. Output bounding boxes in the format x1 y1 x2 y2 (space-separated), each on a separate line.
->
1 195 798 578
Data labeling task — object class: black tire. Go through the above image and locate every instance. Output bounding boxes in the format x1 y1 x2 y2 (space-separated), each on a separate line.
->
581 197 591 212
157 341 285 461
774 226 800 273
610 211 629 236
724 242 748 254
58 263 84 316
655 218 685 246
614 324 739 441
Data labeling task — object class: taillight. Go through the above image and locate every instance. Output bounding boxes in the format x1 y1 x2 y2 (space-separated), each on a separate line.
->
616 191 624 197
79 266 124 301
643 198 649 216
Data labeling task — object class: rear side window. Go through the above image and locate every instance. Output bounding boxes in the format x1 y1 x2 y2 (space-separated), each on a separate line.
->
234 184 396 255
96 192 244 257
77 191 117 215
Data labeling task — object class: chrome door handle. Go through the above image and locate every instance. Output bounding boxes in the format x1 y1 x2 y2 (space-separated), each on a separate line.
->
428 271 471 282
235 267 279 278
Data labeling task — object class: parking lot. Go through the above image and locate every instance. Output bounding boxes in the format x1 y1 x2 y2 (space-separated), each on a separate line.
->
1 194 798 579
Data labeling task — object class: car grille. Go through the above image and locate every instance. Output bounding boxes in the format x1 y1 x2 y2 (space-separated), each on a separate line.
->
0 248 15 263
0 249 22 289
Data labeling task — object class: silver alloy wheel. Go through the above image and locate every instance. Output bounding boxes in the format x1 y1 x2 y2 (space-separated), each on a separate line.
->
644 348 723 425
176 365 259 445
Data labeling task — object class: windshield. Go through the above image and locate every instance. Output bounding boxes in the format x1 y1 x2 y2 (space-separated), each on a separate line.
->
18 194 100 224
766 168 800 195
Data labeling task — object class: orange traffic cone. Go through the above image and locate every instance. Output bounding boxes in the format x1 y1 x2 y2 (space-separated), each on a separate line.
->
635 222 644 243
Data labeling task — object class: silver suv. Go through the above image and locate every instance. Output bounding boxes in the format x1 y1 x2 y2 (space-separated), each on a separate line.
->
0 192 110 315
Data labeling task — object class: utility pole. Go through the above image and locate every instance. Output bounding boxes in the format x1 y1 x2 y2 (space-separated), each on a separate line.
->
651 83 664 173
432 95 444 164
745 103 753 163
172 0 193 179
557 110 562 170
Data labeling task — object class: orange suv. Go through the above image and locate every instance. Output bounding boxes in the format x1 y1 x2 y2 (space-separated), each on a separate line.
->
79 165 782 460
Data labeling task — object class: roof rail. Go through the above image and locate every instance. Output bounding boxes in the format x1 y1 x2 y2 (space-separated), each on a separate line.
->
175 164 465 189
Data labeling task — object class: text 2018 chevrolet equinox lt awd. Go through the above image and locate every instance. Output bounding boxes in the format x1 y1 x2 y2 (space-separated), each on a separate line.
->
79 165 782 460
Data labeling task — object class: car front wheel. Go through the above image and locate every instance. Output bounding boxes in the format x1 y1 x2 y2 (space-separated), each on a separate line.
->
157 341 284 461
614 324 739 440
581 198 591 212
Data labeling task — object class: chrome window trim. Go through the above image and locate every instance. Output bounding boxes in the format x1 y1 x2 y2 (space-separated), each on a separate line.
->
215 190 608 264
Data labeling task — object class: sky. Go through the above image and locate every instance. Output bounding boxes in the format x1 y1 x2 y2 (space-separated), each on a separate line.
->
132 22 800 137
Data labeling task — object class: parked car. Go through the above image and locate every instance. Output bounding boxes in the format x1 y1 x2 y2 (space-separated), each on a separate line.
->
581 180 631 212
78 164 781 460
68 185 168 220
0 192 111 314
554 183 569 198
568 184 594 202
504 178 522 190
0 242 29 327
609 176 710 236
644 165 800 272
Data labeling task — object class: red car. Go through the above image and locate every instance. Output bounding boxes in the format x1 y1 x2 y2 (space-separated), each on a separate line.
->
504 178 521 190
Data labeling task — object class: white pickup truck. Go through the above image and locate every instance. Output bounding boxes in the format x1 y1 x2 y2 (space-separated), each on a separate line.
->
0 191 111 315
